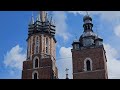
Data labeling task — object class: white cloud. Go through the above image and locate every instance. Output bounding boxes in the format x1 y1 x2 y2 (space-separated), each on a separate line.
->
53 11 71 41
68 11 120 22
56 47 72 79
4 45 26 70
114 24 120 37
104 43 120 79
57 44 120 79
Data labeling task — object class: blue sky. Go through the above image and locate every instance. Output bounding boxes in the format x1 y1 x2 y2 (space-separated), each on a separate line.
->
0 11 120 79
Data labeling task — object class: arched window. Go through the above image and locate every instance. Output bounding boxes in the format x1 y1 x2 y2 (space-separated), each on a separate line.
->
32 71 39 79
34 73 38 79
46 37 49 54
35 59 38 68
86 60 91 71
33 56 39 68
84 58 92 71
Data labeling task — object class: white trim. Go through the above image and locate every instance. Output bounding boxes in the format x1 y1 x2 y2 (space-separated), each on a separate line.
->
84 58 92 71
33 56 39 69
32 70 39 79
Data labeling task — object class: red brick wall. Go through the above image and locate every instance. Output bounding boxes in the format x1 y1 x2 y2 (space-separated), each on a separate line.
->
73 69 106 79
72 47 108 79
22 54 58 79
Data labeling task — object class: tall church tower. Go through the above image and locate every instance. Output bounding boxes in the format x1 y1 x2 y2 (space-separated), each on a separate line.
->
71 14 108 79
22 11 58 79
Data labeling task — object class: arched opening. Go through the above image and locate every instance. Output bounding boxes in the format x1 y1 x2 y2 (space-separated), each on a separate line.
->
33 56 39 69
35 59 38 68
86 60 91 71
32 71 39 79
34 73 38 79
84 58 92 71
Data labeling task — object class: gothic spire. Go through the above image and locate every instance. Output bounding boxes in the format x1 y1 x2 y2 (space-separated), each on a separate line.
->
36 12 40 21
29 12 34 25
40 11 47 22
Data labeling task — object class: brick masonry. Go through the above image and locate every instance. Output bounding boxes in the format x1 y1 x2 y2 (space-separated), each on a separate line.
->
71 46 108 79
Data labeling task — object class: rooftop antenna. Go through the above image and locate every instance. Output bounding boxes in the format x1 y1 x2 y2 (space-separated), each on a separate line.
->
65 68 69 79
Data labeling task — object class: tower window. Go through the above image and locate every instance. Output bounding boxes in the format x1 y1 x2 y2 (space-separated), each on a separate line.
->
46 37 49 54
32 71 39 79
84 58 92 71
86 60 91 71
35 59 38 68
46 47 48 54
36 46 38 53
74 44 79 49
33 56 39 69
34 73 38 79
46 38 48 46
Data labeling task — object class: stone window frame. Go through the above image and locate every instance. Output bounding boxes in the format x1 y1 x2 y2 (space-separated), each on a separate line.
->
33 56 39 69
84 58 93 71
32 70 39 79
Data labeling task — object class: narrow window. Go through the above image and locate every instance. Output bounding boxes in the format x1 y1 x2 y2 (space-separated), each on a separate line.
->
36 46 38 53
34 73 38 79
35 36 39 54
86 60 91 71
46 38 48 54
46 47 48 54
35 59 38 68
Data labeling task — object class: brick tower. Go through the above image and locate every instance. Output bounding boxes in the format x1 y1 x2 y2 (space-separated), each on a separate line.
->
71 14 108 79
22 11 58 79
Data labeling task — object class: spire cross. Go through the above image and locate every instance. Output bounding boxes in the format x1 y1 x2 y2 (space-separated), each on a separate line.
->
65 68 69 74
